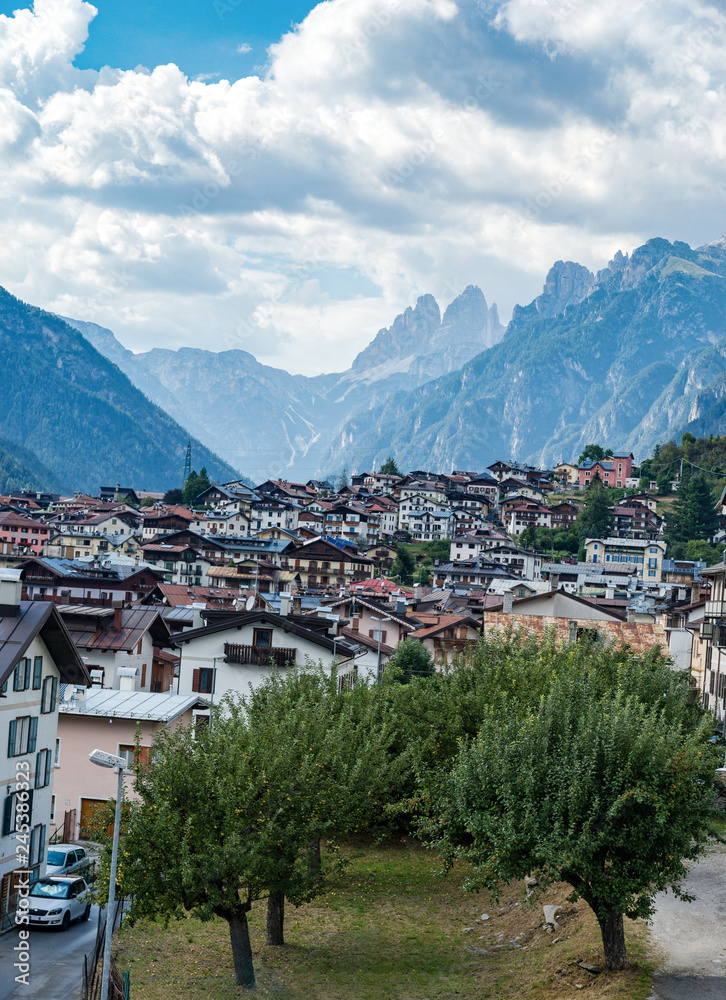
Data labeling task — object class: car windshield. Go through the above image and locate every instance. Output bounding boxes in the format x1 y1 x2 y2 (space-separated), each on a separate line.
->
46 852 67 866
30 881 71 899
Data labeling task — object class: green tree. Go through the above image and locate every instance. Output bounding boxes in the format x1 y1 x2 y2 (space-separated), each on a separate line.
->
390 544 416 584
421 641 720 972
380 456 401 476
575 478 614 540
182 466 211 506
577 444 606 464
683 539 724 565
163 487 183 504
657 473 673 495
386 638 436 683
668 471 718 543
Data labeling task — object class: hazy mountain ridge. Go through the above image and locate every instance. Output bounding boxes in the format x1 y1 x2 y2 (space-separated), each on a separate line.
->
67 284 505 480
319 237 726 473
0 290 238 493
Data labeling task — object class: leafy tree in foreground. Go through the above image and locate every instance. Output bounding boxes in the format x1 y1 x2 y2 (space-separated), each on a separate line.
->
425 656 720 972
385 638 436 683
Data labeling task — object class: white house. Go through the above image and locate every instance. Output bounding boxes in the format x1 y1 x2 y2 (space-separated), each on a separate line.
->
173 604 363 700
0 570 89 926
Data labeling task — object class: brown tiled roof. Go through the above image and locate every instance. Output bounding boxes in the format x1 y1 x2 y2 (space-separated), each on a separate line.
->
410 613 480 638
61 607 169 651
480 612 666 654
340 625 394 655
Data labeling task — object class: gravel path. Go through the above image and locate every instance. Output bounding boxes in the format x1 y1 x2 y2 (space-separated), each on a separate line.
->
649 844 726 1000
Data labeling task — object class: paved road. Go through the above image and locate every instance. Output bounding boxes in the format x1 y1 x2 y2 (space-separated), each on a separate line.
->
0 905 101 1000
650 844 726 1000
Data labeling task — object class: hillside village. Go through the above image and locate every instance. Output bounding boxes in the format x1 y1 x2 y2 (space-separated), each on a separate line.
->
1 438 726 955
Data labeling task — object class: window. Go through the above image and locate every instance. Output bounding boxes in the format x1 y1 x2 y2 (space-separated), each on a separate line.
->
8 716 37 757
41 676 58 714
32 656 43 690
35 749 52 789
253 629 273 648
118 743 152 769
54 738 61 767
13 658 31 692
191 668 215 694
2 789 33 836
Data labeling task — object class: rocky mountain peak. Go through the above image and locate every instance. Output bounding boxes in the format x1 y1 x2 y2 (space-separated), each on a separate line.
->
535 260 595 318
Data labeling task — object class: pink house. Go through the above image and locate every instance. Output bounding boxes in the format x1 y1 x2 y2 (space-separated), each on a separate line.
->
55 687 207 841
0 512 50 554
578 453 633 488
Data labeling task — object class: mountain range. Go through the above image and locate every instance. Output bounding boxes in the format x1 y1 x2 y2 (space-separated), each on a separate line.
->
5 234 726 493
66 284 503 482
0 288 238 494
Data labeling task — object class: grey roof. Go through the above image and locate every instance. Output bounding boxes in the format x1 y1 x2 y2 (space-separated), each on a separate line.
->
0 602 89 687
59 687 206 721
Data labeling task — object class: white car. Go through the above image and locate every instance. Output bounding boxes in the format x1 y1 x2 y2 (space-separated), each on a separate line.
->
27 876 91 930
45 844 92 879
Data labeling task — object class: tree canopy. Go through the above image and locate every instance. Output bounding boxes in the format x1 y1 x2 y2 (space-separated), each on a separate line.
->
385 638 436 683
182 467 211 506
575 477 614 540
577 444 612 464
379 456 401 476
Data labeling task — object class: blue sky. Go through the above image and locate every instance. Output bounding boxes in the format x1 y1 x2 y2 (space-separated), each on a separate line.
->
0 0 723 374
0 0 319 79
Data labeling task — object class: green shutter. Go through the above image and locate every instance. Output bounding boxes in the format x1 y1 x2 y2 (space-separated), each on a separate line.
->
39 824 46 865
13 665 21 692
7 719 16 757
50 677 58 712
35 751 41 789
23 658 31 690
45 751 51 787
28 716 38 754
32 657 42 690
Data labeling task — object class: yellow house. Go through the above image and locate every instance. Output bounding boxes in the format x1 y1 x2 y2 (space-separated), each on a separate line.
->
584 537 666 581
555 462 580 485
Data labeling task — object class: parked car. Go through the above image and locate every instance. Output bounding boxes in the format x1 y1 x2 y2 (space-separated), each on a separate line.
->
45 844 92 879
27 877 91 930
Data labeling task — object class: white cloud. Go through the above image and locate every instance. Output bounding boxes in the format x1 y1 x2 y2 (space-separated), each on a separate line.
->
0 0 725 373
236 43 252 54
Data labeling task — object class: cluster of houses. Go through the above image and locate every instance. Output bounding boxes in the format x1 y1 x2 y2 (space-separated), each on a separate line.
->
2 451 726 930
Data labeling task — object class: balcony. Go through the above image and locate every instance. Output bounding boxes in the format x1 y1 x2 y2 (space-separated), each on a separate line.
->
704 601 726 619
224 642 296 667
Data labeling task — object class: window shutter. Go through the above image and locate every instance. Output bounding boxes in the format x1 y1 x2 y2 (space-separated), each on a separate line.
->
29 827 36 866
2 795 12 837
45 751 52 787
50 677 58 712
192 669 201 693
23 658 31 690
39 825 46 865
32 657 43 690
28 717 38 754
35 752 41 789
368 630 374 639
381 631 387 643
13 665 21 692
7 719 16 757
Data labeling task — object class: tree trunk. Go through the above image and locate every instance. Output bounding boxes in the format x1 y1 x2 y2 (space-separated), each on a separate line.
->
307 836 321 876
227 911 256 988
596 906 629 971
267 892 285 946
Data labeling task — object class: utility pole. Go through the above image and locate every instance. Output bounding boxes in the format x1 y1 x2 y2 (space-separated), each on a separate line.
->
183 439 192 490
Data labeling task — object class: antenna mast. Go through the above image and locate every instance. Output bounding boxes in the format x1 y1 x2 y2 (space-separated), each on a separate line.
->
183 439 192 488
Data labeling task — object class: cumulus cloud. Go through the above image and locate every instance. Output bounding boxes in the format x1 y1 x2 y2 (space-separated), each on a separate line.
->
0 0 724 372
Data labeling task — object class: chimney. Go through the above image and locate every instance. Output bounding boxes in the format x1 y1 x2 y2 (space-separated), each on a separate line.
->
61 589 70 603
677 587 687 602
191 602 207 629
279 592 291 617
691 581 702 604
413 584 423 600
0 569 23 616
502 593 513 614
292 594 302 615
550 573 560 592
113 599 123 631
605 586 615 600
396 599 407 615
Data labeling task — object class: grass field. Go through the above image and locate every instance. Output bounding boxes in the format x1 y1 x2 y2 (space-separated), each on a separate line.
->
115 840 654 1000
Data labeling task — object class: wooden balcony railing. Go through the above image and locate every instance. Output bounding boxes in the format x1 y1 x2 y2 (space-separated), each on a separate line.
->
224 642 296 667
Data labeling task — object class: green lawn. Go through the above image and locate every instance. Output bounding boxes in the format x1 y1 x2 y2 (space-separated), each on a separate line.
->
115 841 654 1000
